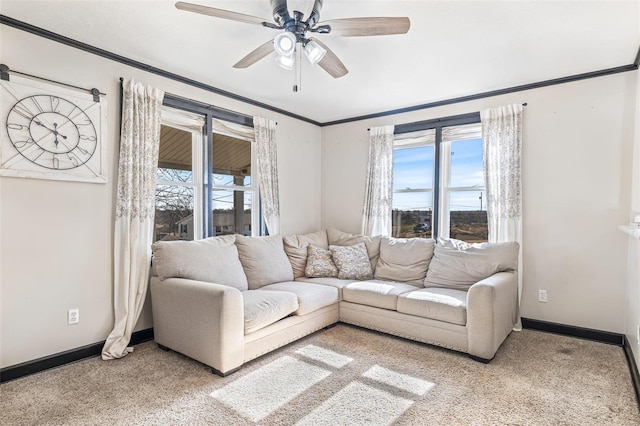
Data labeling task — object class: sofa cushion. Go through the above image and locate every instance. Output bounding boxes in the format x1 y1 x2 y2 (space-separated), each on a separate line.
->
327 228 381 269
424 238 519 290
305 245 338 278
242 290 299 334
343 280 419 310
235 235 294 289
151 235 248 291
374 237 436 286
330 243 374 280
397 288 467 326
261 282 339 315
295 277 355 300
283 230 329 279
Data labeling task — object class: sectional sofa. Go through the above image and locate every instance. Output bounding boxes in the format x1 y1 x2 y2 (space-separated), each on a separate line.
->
150 228 519 376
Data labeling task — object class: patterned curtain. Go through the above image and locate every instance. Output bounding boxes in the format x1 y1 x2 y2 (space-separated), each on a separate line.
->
481 103 524 330
362 125 395 236
254 116 280 235
102 79 164 359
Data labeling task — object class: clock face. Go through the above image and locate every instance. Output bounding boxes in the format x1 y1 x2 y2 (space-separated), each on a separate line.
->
6 95 98 170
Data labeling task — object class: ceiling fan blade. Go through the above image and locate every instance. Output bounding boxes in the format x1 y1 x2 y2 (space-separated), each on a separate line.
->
310 38 348 78
233 40 275 69
176 2 270 26
319 17 410 37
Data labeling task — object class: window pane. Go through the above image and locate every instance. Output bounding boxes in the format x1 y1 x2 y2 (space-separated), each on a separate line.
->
449 138 484 188
213 189 252 236
393 145 434 190
212 133 251 187
392 191 433 238
154 185 194 241
448 191 487 243
157 125 192 182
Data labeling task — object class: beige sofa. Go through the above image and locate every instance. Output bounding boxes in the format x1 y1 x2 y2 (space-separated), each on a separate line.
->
150 228 519 376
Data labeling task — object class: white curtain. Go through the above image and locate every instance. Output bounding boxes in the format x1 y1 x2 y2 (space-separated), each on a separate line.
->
102 79 164 359
362 125 395 236
481 103 524 330
254 116 280 235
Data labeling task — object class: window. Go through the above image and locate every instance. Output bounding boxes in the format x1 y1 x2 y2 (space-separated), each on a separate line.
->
154 97 259 242
392 114 487 243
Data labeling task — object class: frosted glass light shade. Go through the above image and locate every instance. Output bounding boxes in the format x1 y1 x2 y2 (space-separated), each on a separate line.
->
274 32 296 57
276 54 294 70
303 39 327 65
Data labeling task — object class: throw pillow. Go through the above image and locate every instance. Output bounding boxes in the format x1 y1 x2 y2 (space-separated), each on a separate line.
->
283 230 329 278
305 245 339 278
330 243 374 280
374 237 436 286
424 238 519 290
235 234 295 289
327 228 381 269
151 234 248 291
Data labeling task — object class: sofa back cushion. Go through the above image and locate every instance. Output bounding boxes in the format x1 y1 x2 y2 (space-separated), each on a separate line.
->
327 228 381 270
283 230 329 278
330 243 374 280
151 235 248 291
424 238 519 290
305 245 339 278
235 234 294 289
374 237 436 286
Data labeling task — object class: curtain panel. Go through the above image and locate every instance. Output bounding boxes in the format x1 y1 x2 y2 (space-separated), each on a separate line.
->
362 125 395 236
254 116 280 235
102 79 164 359
481 103 524 330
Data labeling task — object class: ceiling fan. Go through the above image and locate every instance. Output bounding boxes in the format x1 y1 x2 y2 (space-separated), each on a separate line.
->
175 0 410 82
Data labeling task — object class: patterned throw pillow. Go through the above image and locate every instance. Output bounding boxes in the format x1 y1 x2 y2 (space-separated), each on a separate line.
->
305 245 338 278
329 243 374 280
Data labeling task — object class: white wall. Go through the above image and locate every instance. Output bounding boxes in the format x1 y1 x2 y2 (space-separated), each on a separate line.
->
0 26 322 368
624 65 640 368
322 72 636 334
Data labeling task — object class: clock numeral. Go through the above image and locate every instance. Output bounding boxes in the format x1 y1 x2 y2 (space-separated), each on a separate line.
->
12 105 34 121
75 145 90 156
50 96 60 113
67 153 80 167
79 134 97 141
32 96 44 113
7 123 27 130
75 120 93 126
52 154 60 169
14 138 35 149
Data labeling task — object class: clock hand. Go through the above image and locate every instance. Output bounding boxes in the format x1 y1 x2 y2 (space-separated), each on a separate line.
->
34 120 68 140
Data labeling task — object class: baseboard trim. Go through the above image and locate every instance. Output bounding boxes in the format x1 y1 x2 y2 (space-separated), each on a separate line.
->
622 336 640 411
522 318 639 408
521 317 624 345
0 328 154 383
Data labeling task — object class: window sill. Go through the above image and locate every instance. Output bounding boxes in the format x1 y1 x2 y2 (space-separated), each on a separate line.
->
618 225 640 240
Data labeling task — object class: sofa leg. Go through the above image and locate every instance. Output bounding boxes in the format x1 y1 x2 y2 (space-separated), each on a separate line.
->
158 344 170 352
469 355 493 364
324 323 338 330
211 366 241 377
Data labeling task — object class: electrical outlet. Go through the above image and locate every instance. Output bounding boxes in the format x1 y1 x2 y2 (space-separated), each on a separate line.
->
68 308 79 325
538 290 548 303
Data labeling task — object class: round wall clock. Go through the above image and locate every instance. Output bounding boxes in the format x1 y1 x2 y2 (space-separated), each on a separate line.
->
5 95 98 170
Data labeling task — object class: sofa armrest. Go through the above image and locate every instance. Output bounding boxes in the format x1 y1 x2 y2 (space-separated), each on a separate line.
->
466 271 518 360
150 276 244 374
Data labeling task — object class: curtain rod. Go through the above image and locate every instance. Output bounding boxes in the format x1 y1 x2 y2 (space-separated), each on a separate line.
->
1 64 104 101
367 103 527 131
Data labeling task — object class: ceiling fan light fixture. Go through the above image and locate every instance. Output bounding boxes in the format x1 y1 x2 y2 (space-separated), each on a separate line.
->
275 53 295 70
274 32 296 57
303 39 327 65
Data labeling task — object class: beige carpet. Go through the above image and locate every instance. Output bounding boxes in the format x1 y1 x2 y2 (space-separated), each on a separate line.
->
1 325 638 425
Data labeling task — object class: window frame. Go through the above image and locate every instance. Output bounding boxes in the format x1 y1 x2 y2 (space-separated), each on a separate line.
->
393 112 483 239
161 93 258 239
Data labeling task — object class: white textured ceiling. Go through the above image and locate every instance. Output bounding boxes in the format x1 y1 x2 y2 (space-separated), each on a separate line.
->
1 1 639 123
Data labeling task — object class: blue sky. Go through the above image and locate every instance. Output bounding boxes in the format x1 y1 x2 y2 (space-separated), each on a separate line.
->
393 138 486 211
